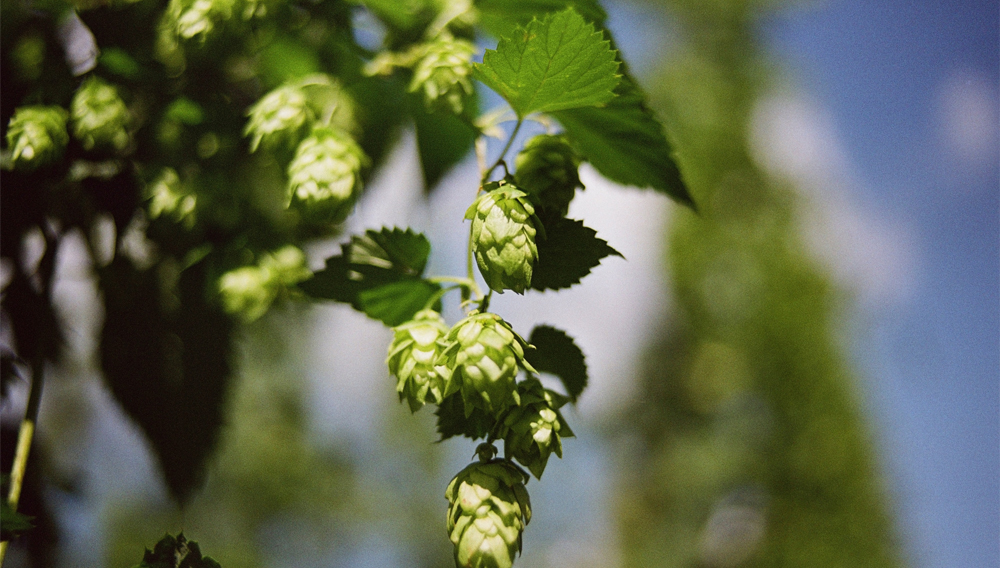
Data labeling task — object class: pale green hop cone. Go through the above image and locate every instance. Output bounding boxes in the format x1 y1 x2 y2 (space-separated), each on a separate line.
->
286 126 368 224
446 459 531 568
513 134 583 216
501 377 574 479
465 183 538 294
70 76 131 151
410 36 476 115
244 84 313 152
438 311 535 416
5 106 69 169
387 309 452 412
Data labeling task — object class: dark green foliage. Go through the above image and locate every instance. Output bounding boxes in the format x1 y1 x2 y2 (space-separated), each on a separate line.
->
525 325 587 402
135 533 221 568
410 93 478 191
530 214 622 292
474 0 608 39
435 393 496 441
1 499 35 541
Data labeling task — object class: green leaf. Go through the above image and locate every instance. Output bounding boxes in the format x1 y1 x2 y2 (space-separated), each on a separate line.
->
1 499 34 541
136 533 221 568
475 0 607 39
473 8 620 117
525 325 587 402
435 393 496 441
554 72 693 206
530 214 622 291
409 94 476 192
299 228 441 326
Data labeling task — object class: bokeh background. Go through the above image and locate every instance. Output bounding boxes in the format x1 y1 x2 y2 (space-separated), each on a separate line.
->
2 0 996 567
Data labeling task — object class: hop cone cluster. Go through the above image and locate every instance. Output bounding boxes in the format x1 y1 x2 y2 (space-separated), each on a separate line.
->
465 184 538 294
387 309 451 412
501 378 574 479
147 168 197 227
166 0 237 41
5 106 69 169
70 77 130 151
286 126 368 224
244 84 312 152
446 459 531 568
410 36 476 115
438 312 534 415
218 245 311 322
513 134 583 216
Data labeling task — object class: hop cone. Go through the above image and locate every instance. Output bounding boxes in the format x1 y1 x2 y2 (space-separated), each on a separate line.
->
438 312 534 415
501 378 574 479
244 84 312 152
286 126 368 224
465 183 538 294
218 245 310 322
446 459 532 568
147 168 197 227
5 106 69 169
167 0 236 40
70 77 130 151
387 309 451 412
513 134 583 216
410 36 476 115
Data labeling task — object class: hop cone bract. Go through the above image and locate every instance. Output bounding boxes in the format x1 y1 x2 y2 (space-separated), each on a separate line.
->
465 183 538 294
513 134 583 216
387 310 451 412
5 106 69 169
501 378 574 479
244 84 312 152
286 126 368 224
446 459 531 568
70 77 130 151
410 36 476 115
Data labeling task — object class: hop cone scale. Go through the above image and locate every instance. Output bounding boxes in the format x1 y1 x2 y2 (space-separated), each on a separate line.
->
465 183 538 294
387 309 451 412
446 459 531 568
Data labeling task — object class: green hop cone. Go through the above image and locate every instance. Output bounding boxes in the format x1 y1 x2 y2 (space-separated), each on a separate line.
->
244 84 313 152
465 183 538 294
446 459 531 568
218 245 311 322
387 309 452 412
70 76 131 151
501 378 574 479
147 168 197 228
286 126 368 224
167 0 236 41
513 134 583 216
438 311 535 416
5 106 69 169
410 36 476 115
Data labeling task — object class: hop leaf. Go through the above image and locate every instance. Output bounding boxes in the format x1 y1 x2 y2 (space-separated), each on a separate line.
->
70 76 131 151
4 106 69 169
387 309 452 412
446 460 532 568
218 245 311 322
513 134 583 216
501 377 574 479
438 311 535 416
465 182 539 294
147 168 197 227
410 36 476 115
286 126 369 224
244 84 313 152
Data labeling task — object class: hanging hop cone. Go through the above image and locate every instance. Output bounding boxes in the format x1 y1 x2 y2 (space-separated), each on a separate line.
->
438 311 535 416
501 378 574 479
218 245 311 322
147 168 197 228
513 134 583 216
70 77 130 151
167 0 236 41
410 36 476 115
244 84 313 152
5 106 69 170
446 459 532 568
465 182 538 294
387 309 452 412
286 126 368 224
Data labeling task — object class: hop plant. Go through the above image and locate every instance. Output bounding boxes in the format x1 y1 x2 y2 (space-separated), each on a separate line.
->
513 134 583 216
167 0 237 41
438 311 534 415
5 106 69 169
446 457 532 568
466 182 538 294
387 309 452 411
147 168 197 227
244 84 313 152
286 126 368 224
218 245 311 322
501 378 574 479
70 76 131 151
410 36 476 115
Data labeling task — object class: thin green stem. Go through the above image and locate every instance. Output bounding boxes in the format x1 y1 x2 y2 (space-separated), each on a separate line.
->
481 118 523 185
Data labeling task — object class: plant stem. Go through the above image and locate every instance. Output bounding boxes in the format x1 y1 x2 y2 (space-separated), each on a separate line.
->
481 118 523 185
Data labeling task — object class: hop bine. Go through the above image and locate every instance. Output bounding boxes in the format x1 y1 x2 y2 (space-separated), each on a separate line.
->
387 309 452 412
5 106 69 169
513 134 583 216
466 182 539 294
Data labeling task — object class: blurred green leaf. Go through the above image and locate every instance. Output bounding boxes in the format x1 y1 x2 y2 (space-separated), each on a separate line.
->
410 94 476 191
135 533 221 568
475 0 607 39
1 499 35 541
